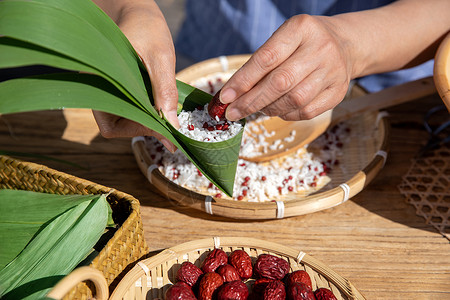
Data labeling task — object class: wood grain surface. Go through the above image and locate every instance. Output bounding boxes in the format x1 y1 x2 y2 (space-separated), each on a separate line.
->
0 94 448 299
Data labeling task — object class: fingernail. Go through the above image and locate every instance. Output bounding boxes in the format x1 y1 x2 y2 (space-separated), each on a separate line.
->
220 88 236 104
161 138 176 153
225 107 241 121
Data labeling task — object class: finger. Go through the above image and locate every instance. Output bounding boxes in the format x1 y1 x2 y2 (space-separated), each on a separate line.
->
260 69 326 117
142 44 180 129
92 111 177 152
220 16 305 104
225 47 318 121
279 85 345 121
119 6 180 129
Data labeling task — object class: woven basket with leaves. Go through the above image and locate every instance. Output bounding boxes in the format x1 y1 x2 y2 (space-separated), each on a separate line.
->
0 155 149 299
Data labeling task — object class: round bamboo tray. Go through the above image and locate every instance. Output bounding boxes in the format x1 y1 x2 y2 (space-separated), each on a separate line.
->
107 237 366 300
132 55 391 219
434 32 450 111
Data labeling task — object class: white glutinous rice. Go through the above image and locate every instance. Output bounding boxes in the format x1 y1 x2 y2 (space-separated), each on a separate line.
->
177 104 242 142
143 71 352 202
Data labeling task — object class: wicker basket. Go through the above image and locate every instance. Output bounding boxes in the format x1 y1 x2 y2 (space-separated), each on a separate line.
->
105 236 366 300
0 155 149 299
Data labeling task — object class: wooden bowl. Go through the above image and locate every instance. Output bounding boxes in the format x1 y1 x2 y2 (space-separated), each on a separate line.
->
132 55 390 219
109 237 366 300
434 32 450 111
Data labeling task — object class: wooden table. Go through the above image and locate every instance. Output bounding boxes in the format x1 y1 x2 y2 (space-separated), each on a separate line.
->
0 93 448 299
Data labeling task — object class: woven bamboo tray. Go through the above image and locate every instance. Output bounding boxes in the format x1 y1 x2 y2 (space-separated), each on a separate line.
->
103 236 366 300
132 54 391 219
0 155 149 299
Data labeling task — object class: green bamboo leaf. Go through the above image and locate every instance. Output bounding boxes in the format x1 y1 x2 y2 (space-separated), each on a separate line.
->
0 74 240 195
0 190 100 270
168 122 245 195
0 74 175 143
30 0 142 68
0 36 212 122
0 0 244 196
0 0 153 114
0 37 146 113
0 38 97 74
0 193 109 300
1 0 151 104
169 83 246 195
176 80 215 109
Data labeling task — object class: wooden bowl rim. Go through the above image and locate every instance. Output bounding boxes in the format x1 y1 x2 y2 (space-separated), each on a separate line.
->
434 32 450 111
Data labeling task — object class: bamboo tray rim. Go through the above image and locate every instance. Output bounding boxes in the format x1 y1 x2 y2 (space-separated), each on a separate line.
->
131 118 389 219
110 236 366 300
131 54 391 220
134 137 388 210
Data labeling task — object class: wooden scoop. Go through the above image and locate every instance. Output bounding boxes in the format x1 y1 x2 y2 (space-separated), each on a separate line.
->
240 76 437 162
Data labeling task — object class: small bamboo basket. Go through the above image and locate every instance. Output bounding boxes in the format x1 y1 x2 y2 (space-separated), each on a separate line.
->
132 54 391 219
105 236 366 300
52 237 366 299
0 155 149 299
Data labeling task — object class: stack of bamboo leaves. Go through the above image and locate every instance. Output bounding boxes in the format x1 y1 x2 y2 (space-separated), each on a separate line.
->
0 189 114 299
0 0 244 196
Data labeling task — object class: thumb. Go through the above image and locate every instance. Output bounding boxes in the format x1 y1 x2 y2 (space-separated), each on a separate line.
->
144 53 180 129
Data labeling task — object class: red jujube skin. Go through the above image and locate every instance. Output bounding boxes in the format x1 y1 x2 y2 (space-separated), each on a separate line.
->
208 89 229 120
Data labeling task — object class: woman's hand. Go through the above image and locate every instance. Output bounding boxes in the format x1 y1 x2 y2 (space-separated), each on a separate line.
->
92 0 178 152
220 0 450 122
221 14 354 122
